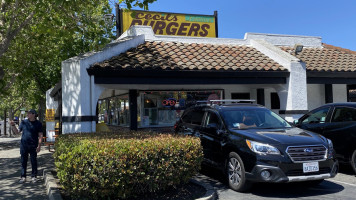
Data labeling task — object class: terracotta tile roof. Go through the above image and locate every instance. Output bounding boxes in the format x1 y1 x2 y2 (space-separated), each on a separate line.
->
90 41 286 71
323 43 356 55
281 44 356 72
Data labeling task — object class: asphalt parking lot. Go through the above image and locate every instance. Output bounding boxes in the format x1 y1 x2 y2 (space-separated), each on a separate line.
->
201 164 356 200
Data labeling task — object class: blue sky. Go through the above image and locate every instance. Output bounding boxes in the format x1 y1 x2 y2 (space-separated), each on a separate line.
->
118 0 356 51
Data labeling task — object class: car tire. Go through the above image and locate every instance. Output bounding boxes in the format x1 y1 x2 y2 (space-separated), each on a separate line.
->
226 152 252 192
351 149 356 174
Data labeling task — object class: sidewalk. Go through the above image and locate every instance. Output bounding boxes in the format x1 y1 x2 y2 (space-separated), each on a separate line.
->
0 135 54 200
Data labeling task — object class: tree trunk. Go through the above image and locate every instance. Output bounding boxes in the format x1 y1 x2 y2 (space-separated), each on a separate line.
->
38 97 46 122
4 109 7 136
8 108 13 136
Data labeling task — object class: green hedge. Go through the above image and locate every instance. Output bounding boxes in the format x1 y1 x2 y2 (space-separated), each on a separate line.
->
53 132 203 199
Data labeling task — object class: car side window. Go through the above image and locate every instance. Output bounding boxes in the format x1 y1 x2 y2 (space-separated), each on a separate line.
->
331 107 356 122
301 107 330 124
205 112 221 129
182 109 205 125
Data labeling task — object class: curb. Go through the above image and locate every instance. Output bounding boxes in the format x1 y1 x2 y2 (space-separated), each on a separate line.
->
43 169 63 200
42 170 216 200
190 178 217 200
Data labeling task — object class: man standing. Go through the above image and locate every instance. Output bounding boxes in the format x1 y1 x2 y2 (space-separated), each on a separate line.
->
11 109 43 183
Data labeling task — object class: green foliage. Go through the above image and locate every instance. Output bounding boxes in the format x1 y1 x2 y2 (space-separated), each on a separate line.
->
0 0 114 117
54 132 203 199
122 0 157 10
0 0 156 115
1 0 114 99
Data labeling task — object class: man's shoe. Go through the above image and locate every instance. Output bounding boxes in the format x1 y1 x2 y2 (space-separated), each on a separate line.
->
19 177 26 183
31 177 37 183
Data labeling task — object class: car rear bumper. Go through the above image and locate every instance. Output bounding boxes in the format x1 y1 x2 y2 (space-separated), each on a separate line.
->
245 159 338 183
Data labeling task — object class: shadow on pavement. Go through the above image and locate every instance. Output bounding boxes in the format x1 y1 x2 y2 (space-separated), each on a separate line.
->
247 181 344 198
199 164 230 193
0 140 21 151
200 164 345 199
0 148 54 200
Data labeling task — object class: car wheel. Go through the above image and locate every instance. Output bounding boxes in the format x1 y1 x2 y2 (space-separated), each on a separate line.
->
351 149 356 174
227 152 251 192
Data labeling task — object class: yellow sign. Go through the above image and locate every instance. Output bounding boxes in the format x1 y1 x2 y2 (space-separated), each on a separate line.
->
46 109 55 122
121 10 217 38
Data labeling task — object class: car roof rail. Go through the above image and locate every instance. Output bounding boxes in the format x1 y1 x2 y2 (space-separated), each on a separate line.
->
209 99 256 105
190 99 256 108
196 101 209 104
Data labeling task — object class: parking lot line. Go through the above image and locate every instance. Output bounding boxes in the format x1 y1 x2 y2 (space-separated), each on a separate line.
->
329 180 356 187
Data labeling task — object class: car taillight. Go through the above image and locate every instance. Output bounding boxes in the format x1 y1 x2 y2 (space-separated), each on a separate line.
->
174 122 179 130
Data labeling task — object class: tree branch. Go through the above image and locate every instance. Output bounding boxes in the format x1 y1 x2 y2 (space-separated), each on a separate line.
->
2 74 16 91
0 2 34 59
12 100 25 115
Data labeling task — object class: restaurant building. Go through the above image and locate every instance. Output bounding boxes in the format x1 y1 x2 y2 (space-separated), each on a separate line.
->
46 25 356 134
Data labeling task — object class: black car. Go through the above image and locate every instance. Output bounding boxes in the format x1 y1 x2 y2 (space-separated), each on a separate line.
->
294 102 356 174
175 100 338 192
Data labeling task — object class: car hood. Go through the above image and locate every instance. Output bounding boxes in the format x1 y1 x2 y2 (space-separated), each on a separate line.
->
230 127 326 145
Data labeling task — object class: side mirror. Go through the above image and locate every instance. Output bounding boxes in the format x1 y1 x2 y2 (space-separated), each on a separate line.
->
293 119 299 125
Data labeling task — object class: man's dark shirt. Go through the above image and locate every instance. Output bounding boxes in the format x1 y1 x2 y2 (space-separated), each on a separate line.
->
19 119 43 149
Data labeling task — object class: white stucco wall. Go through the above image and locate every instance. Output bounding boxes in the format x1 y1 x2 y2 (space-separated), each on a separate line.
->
333 84 347 103
121 26 323 48
306 84 347 110
307 84 325 110
46 88 58 111
250 39 308 122
282 62 308 110
245 33 322 47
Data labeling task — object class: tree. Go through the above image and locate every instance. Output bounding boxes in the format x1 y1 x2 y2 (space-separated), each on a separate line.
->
0 0 156 128
0 0 157 91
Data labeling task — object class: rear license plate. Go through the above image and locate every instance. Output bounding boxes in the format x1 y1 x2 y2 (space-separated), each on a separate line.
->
303 162 319 173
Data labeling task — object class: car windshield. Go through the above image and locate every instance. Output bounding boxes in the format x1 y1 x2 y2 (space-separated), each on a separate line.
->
221 108 292 129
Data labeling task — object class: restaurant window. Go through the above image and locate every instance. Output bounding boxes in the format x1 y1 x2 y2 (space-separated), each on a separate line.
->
98 99 108 123
98 94 130 126
140 90 223 127
108 98 118 125
118 96 130 126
